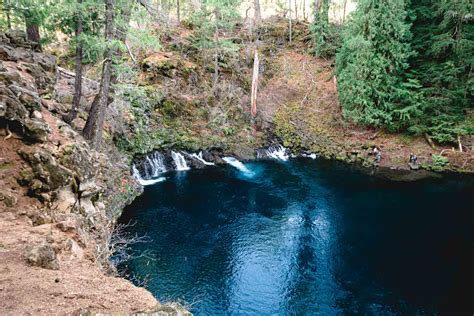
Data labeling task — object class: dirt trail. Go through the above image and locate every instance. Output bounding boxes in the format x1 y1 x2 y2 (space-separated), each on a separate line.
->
0 123 161 315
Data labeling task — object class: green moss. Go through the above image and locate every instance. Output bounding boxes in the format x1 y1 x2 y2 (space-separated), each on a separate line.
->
274 104 303 150
0 162 12 170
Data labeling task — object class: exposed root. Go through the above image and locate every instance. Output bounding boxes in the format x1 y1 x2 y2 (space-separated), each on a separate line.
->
4 124 12 140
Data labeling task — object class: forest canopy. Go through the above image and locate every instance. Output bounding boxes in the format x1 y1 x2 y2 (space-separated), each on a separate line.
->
1 0 472 145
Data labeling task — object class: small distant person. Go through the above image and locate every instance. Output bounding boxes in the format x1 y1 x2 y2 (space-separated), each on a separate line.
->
373 146 381 163
408 153 419 170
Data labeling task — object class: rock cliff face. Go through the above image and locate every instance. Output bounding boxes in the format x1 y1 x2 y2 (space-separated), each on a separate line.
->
0 31 189 315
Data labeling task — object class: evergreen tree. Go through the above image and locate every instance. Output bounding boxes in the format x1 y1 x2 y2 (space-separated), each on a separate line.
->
336 0 414 129
310 0 340 58
405 0 473 143
189 0 241 85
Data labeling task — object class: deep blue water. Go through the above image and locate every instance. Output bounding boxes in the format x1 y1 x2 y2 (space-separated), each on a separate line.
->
119 159 473 315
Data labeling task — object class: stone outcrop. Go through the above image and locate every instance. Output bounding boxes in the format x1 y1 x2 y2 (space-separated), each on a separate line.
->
0 30 56 142
0 31 189 315
25 241 60 270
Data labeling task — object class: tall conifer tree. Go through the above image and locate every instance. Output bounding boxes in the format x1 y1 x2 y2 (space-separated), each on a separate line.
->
336 0 413 129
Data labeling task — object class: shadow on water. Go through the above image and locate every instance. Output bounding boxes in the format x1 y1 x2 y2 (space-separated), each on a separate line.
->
119 159 473 315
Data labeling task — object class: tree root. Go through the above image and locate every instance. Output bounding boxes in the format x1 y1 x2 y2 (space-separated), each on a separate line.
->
4 124 12 140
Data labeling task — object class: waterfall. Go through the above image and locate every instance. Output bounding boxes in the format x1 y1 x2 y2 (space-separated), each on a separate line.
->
257 145 289 161
132 164 142 180
137 177 166 186
132 152 168 186
171 151 190 171
222 157 253 175
302 153 318 159
190 151 215 166
145 152 167 177
132 164 166 186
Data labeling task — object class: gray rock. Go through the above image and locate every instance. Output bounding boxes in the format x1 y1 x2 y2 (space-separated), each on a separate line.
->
9 84 41 111
24 118 50 142
79 179 100 198
57 143 96 182
18 149 73 193
25 242 60 270
0 191 18 207
0 84 29 121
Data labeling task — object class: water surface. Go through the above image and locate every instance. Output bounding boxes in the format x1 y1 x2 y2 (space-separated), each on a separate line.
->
119 159 473 315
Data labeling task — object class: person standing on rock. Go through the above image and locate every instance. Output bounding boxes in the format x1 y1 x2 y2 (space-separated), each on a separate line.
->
373 146 382 164
408 153 419 170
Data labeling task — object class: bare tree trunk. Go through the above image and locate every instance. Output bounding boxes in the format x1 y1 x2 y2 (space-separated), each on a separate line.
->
213 27 220 88
303 0 306 21
83 0 115 149
64 0 84 124
342 0 347 23
250 50 259 118
457 136 463 152
294 0 298 20
177 0 180 23
314 0 320 14
25 17 41 47
254 0 261 25
4 0 12 29
288 0 292 43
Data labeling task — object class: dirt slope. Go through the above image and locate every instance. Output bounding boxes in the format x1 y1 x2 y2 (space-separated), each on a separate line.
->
257 49 473 174
0 31 189 315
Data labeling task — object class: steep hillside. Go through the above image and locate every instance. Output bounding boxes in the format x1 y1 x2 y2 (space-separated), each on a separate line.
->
0 31 188 315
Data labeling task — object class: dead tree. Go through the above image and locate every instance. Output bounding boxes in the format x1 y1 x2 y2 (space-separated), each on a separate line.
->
343 0 348 23
288 0 292 43
177 0 180 23
82 0 115 148
254 0 261 25
251 50 259 118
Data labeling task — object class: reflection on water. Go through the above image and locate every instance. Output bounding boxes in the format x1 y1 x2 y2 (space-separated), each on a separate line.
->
119 159 473 315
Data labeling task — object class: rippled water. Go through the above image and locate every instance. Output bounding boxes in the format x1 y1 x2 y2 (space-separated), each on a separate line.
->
119 159 473 315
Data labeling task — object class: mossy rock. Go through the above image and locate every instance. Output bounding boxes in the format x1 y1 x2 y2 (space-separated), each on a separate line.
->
142 52 179 78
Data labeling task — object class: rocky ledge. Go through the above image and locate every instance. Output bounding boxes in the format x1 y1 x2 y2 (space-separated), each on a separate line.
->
0 31 189 315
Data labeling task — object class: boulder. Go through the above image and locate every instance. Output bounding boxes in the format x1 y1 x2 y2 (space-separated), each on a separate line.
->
18 149 73 193
57 143 96 182
0 84 29 121
0 191 18 207
24 118 50 142
56 215 79 232
142 52 179 79
25 242 60 270
55 188 77 214
65 239 84 259
79 179 100 198
8 84 41 111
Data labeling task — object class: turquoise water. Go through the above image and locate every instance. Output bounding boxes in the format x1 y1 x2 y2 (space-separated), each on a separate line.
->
119 159 473 315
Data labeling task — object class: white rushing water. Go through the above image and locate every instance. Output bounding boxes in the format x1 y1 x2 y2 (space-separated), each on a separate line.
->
222 157 254 176
191 151 215 166
132 164 167 186
146 152 167 177
258 145 290 161
302 153 318 159
137 177 167 186
171 151 190 171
